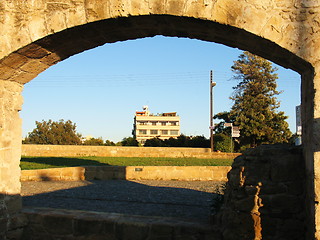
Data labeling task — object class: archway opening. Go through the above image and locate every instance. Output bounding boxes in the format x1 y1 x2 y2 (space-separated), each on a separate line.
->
20 34 301 224
20 35 301 148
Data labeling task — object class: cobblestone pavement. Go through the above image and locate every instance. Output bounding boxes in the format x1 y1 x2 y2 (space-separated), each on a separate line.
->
22 180 225 223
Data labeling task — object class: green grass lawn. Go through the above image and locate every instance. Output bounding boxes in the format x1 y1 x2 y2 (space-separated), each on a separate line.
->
20 156 234 170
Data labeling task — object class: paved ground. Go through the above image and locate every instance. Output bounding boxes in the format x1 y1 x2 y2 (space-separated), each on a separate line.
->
21 180 225 223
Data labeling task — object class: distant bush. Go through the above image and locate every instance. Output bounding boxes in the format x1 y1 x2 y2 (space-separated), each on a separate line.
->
144 137 165 147
214 134 232 152
121 137 139 146
83 137 104 146
188 135 210 148
105 140 116 146
144 135 210 148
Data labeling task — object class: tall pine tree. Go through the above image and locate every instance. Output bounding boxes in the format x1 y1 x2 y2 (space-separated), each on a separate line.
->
230 51 291 148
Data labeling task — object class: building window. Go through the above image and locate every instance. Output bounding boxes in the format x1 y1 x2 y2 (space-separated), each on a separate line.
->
139 130 147 135
151 121 157 126
138 121 147 125
170 130 179 135
161 122 167 126
170 121 178 126
161 130 168 135
150 130 158 135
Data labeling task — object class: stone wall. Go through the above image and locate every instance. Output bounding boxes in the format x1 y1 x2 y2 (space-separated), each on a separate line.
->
21 207 217 240
20 166 231 182
0 80 25 240
22 144 240 159
217 144 305 240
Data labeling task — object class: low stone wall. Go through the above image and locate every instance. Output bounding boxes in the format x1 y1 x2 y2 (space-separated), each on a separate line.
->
21 166 231 182
21 144 240 159
216 144 306 240
21 207 217 240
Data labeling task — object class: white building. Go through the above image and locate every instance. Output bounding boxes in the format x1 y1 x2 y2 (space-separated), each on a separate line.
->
133 106 180 145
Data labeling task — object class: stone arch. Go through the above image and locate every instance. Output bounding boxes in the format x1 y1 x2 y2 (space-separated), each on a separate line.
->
1 1 320 239
0 15 313 85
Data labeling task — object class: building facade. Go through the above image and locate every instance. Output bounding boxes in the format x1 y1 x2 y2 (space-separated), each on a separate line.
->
133 106 180 145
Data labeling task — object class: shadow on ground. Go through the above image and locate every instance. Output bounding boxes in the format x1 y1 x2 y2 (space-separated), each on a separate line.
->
20 157 109 169
22 180 225 223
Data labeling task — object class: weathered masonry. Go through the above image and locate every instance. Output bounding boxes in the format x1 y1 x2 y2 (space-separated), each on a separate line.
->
0 1 320 239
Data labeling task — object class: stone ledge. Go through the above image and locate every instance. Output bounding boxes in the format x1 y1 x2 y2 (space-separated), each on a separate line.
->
21 166 231 182
21 207 219 240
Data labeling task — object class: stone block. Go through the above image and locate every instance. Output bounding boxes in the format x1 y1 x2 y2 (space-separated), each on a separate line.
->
0 53 29 69
62 167 85 181
173 224 207 240
113 167 126 180
45 8 68 34
115 221 149 240
259 183 287 195
0 218 8 233
5 195 22 215
243 163 271 184
84 167 97 180
260 216 279 237
42 214 74 235
270 154 304 182
149 223 173 236
12 70 38 84
234 196 256 212
286 181 305 195
73 218 104 236
227 168 242 188
278 219 305 239
148 0 166 14
20 59 48 74
8 213 28 230
221 212 255 240
103 219 117 238
231 156 246 168
6 228 24 240
260 194 303 214
0 64 16 80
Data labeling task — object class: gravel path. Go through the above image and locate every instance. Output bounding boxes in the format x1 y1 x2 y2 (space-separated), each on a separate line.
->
22 180 225 223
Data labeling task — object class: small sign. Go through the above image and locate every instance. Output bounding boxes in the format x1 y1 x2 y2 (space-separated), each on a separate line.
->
296 105 302 135
232 126 240 138
224 123 233 127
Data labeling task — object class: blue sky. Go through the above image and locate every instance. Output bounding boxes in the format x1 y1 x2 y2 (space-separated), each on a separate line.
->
20 36 301 142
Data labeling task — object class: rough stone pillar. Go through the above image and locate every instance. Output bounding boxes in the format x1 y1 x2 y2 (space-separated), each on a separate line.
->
302 63 320 240
0 80 24 239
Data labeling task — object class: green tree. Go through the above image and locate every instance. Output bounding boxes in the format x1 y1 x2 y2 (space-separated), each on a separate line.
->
121 137 139 146
230 51 292 148
144 135 210 148
144 137 164 147
188 135 210 148
105 140 116 146
83 137 104 146
24 119 82 145
214 111 234 135
214 134 232 152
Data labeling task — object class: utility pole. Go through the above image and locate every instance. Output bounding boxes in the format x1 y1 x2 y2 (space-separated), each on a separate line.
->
210 70 216 152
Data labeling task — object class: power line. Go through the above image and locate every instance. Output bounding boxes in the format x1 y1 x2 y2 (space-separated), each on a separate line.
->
26 71 301 88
